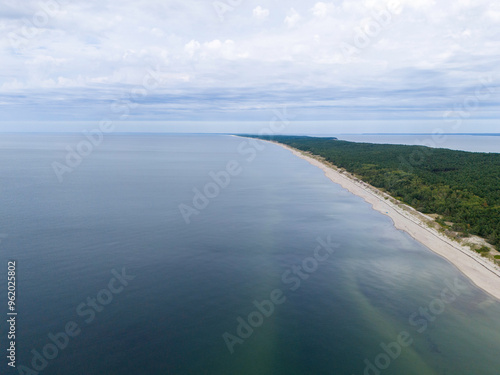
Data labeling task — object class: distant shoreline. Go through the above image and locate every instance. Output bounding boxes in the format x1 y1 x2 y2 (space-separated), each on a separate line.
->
354 133 500 136
263 139 500 301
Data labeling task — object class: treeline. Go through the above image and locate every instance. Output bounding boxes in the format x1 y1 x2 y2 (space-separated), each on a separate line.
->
250 135 500 249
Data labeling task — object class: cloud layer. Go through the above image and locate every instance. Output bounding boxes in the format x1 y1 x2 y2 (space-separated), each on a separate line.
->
0 0 499 124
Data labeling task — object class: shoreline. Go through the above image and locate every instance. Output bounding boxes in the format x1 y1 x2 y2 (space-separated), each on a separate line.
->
267 140 500 301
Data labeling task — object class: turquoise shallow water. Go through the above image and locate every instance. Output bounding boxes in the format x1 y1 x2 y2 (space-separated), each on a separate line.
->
1 134 499 375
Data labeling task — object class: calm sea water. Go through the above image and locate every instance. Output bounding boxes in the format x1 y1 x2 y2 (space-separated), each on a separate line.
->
1 134 500 375
333 134 500 153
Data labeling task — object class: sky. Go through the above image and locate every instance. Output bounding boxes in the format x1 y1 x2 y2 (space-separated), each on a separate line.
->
0 0 499 133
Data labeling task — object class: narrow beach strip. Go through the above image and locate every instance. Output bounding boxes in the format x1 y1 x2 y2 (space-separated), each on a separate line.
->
268 140 500 301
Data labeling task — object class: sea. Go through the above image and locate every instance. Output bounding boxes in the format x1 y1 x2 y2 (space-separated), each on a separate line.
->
1 133 499 375
332 134 500 153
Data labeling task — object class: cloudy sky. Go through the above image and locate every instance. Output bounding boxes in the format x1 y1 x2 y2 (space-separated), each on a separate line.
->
0 0 499 132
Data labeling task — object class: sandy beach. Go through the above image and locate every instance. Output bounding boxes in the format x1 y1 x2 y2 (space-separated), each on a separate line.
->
270 141 500 301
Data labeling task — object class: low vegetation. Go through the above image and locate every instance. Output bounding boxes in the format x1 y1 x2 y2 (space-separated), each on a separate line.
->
476 246 490 254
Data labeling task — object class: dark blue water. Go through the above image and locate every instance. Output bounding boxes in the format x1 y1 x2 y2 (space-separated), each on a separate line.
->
1 134 499 375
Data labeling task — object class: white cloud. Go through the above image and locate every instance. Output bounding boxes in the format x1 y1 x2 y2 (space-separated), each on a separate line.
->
311 2 335 18
284 8 301 28
151 28 165 38
398 0 436 10
204 39 222 50
185 40 201 57
253 6 269 21
0 0 498 123
26 55 67 66
485 9 500 21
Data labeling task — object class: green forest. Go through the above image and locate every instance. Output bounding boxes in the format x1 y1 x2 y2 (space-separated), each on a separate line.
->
250 135 500 249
